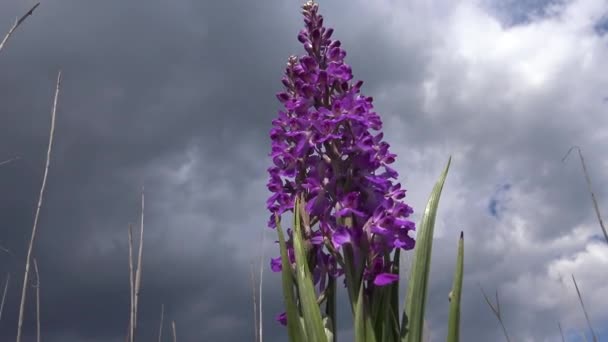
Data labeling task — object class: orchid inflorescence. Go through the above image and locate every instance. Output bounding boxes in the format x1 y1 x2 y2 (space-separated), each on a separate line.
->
266 2 456 341
267 0 415 298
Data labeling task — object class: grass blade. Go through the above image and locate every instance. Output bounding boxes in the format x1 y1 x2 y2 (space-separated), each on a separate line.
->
447 231 464 342
402 157 451 342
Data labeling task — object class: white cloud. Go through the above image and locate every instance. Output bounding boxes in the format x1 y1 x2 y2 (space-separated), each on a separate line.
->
343 0 608 340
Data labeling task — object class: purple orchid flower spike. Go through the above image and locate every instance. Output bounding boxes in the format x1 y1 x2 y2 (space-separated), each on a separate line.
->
267 0 416 324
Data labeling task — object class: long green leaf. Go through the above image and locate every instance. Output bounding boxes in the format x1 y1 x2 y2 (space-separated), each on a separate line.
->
447 231 464 342
276 216 305 342
292 197 328 342
402 157 451 342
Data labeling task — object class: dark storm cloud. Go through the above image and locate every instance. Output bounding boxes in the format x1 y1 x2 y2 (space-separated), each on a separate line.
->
0 0 438 339
2 0 607 341
0 0 311 341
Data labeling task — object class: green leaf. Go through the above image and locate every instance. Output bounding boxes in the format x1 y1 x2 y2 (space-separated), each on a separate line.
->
447 231 464 342
341 226 360 313
402 157 451 342
292 196 328 342
276 216 305 342
323 316 334 342
325 276 337 342
354 283 377 342
371 253 396 341
388 249 402 341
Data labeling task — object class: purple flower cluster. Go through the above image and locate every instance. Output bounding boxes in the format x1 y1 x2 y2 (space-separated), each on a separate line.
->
267 1 415 322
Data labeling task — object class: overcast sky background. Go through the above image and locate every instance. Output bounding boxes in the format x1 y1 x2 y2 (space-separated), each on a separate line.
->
0 0 607 341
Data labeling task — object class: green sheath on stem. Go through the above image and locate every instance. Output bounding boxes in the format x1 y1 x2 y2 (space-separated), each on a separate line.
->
292 197 328 342
276 216 305 342
447 231 464 342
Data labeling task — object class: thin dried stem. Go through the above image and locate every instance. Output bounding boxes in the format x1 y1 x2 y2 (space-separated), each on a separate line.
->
33 258 40 342
479 285 511 342
558 322 565 342
0 156 19 167
128 224 135 342
124 320 129 342
16 70 61 342
133 189 144 335
250 263 258 342
0 244 10 255
258 231 265 342
0 3 40 54
171 320 177 342
158 304 164 342
572 274 597 342
0 273 9 322
562 146 608 244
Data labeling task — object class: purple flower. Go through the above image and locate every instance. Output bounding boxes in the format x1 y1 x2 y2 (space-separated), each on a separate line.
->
270 257 282 272
267 1 416 324
276 312 288 326
373 273 399 286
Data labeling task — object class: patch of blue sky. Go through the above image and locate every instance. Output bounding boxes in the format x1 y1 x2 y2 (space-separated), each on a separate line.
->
482 0 567 27
594 14 608 36
488 183 511 219
588 233 606 243
564 321 608 341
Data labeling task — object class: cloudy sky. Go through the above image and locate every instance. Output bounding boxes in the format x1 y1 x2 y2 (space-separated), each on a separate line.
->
0 0 607 341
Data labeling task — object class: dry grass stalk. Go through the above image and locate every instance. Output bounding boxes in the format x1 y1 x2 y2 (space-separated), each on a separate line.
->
558 322 566 342
571 274 597 342
250 263 258 342
562 146 608 244
0 2 40 54
128 224 135 342
33 258 40 342
0 156 19 167
0 245 10 255
258 231 265 342
0 273 9 322
127 190 145 341
16 70 61 342
158 304 164 342
479 285 511 342
134 190 144 333
171 320 177 342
